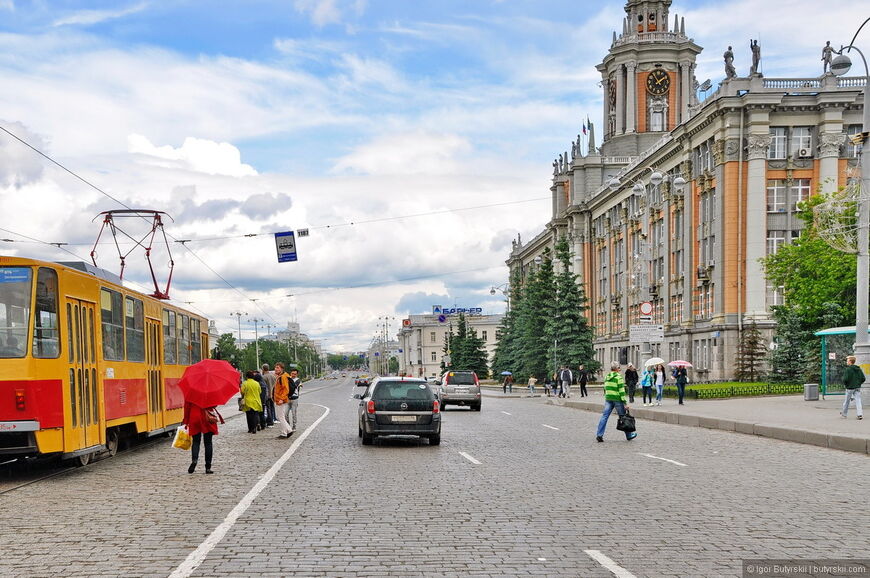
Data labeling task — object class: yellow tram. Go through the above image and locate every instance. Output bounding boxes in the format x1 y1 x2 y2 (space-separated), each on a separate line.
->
0 256 210 464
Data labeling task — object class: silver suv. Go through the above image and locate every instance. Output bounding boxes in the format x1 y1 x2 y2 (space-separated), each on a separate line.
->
355 377 441 445
436 370 481 411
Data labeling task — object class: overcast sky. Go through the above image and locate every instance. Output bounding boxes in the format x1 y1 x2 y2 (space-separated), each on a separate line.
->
0 0 865 352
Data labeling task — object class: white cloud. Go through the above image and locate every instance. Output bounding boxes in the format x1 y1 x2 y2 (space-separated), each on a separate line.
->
128 134 258 177
0 120 46 188
332 131 472 175
52 2 149 27
294 0 341 27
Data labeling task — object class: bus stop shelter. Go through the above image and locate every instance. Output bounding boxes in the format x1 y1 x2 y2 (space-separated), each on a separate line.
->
814 326 870 396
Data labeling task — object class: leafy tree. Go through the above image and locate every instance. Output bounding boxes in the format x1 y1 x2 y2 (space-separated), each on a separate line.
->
388 356 399 374
212 333 241 367
735 321 768 382
549 236 600 375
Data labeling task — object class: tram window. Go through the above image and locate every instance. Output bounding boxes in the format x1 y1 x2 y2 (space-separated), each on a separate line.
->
178 313 190 365
100 288 124 361
69 368 77 428
91 367 98 423
125 297 145 362
66 303 74 363
0 267 32 358
190 318 202 363
163 309 177 364
33 268 60 358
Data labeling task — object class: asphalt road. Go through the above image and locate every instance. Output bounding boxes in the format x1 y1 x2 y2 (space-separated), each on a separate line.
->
0 375 867 577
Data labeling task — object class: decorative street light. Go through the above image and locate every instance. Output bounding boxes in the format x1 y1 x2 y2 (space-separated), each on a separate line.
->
251 317 264 369
490 282 511 310
831 18 870 372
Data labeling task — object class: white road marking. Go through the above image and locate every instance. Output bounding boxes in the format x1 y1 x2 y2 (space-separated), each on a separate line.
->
584 550 637 578
542 424 559 430
459 452 481 465
169 404 331 578
639 453 687 467
501 411 512 416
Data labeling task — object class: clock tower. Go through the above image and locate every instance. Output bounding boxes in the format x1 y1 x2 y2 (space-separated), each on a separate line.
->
596 0 702 156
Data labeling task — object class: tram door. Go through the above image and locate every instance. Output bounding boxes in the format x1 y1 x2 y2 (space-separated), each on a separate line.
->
145 318 164 431
65 299 100 451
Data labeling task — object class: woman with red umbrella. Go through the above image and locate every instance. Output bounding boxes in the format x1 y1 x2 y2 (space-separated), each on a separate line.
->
178 359 237 474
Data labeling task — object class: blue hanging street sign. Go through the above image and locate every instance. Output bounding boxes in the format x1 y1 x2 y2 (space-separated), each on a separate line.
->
275 231 298 263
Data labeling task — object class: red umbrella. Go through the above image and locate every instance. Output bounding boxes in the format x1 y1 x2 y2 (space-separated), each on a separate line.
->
667 360 694 368
178 359 240 408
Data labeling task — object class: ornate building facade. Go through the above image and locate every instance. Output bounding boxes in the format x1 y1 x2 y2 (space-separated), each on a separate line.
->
507 0 865 380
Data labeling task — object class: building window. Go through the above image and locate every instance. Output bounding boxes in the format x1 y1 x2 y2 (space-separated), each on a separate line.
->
767 284 785 307
791 178 811 211
430 331 436 343
791 127 812 155
767 230 787 255
650 110 664 131
100 288 124 361
767 180 787 212
768 127 787 159
430 351 437 362
846 124 862 157
482 330 488 341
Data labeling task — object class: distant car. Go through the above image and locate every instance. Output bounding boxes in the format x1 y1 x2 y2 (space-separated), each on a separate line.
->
354 377 441 445
355 377 370 387
436 370 481 411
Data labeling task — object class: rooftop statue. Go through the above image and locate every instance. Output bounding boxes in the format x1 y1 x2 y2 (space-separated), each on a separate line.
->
724 46 737 79
749 39 761 76
822 41 834 74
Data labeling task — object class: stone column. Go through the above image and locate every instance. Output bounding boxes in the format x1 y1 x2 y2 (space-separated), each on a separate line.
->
818 131 846 195
745 131 772 320
625 61 637 133
615 65 625 135
680 62 691 124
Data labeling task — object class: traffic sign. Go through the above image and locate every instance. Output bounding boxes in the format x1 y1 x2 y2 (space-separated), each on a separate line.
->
630 324 664 343
639 301 653 316
275 231 297 263
437 315 447 323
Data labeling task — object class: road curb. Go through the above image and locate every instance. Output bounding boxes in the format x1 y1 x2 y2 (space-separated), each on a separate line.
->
546 399 870 456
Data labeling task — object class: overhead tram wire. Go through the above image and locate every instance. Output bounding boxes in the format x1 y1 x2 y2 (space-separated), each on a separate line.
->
0 196 550 248
0 226 233 334
0 123 279 327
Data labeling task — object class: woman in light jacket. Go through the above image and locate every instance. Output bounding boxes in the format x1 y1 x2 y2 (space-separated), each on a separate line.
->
241 370 263 434
653 364 666 406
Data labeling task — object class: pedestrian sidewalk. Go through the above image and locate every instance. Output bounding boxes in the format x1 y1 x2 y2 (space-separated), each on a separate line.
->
482 386 869 455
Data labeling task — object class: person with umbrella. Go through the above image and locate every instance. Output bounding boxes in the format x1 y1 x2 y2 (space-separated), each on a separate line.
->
179 359 237 475
501 371 514 394
669 361 692 405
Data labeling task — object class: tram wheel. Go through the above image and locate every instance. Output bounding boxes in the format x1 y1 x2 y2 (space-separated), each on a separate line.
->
105 429 120 457
75 453 91 467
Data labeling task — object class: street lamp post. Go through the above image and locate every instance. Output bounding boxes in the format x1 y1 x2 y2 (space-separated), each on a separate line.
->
251 317 263 369
230 311 247 348
831 20 870 373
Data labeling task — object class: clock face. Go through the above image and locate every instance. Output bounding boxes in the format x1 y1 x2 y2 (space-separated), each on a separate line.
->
646 69 670 95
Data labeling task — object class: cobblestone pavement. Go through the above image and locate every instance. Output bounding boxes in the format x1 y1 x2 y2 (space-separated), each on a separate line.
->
0 377 867 577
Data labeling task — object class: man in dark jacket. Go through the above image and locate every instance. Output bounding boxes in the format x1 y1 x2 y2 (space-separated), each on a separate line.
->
841 355 865 420
577 365 589 397
624 364 639 403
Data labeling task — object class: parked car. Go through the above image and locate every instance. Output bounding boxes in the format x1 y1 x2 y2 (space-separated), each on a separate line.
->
355 377 441 445
436 370 481 411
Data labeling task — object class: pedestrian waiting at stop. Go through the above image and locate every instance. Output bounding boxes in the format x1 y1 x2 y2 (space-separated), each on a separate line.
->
624 364 639 403
841 355 865 420
596 361 637 442
261 363 277 428
241 371 263 434
273 363 294 438
182 400 224 474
